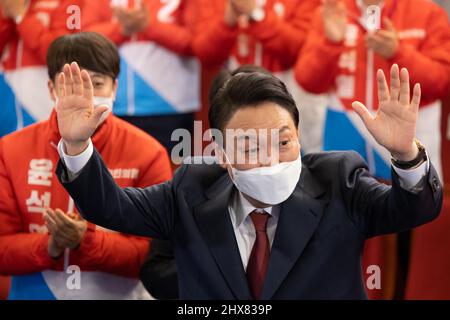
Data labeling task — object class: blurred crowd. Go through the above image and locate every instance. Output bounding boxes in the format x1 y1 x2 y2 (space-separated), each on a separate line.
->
0 0 450 300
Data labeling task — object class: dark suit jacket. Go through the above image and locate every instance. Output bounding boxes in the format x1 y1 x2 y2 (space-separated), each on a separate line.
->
56 150 443 299
140 239 179 299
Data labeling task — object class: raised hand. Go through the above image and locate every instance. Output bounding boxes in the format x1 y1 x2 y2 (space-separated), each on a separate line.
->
55 62 109 155
352 64 421 162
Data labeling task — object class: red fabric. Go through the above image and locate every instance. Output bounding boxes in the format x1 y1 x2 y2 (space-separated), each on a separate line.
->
247 211 270 300
440 93 450 185
193 0 320 72
295 0 450 108
71 0 197 55
0 0 71 68
0 111 172 278
405 196 450 299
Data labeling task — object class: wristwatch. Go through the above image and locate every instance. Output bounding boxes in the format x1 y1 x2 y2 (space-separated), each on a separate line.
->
250 7 265 22
391 138 427 170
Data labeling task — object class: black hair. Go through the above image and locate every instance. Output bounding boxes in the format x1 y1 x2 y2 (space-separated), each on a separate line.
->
208 65 299 131
46 32 120 81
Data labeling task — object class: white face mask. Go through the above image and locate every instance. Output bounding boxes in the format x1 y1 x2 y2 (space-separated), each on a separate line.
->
93 96 114 123
225 152 302 205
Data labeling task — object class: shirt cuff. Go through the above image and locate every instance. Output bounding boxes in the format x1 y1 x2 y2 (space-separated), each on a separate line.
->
57 139 93 174
392 159 430 191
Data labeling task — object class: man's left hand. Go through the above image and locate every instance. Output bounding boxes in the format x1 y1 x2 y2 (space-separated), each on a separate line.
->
352 64 420 162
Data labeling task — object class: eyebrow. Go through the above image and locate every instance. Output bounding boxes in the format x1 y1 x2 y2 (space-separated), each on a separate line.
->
279 126 291 134
234 126 292 141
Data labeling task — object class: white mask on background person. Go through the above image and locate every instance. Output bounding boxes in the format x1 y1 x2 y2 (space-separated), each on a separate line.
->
224 150 302 205
93 95 114 123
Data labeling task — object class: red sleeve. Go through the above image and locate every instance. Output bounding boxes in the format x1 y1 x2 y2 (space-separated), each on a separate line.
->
0 9 15 55
0 140 61 275
70 142 172 278
192 0 238 68
70 228 150 278
140 0 197 56
137 142 173 187
389 5 450 101
248 0 321 67
294 7 343 94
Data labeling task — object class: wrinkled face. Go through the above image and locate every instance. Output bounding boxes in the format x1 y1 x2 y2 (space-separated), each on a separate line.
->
219 102 301 173
48 69 117 102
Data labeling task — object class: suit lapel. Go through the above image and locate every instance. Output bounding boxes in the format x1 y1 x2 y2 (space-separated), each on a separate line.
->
193 174 252 300
260 166 328 299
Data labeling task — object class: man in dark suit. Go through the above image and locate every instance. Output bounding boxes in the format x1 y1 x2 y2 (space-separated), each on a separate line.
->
53 62 442 299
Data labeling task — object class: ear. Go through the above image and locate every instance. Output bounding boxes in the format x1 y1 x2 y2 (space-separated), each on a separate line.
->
112 79 118 100
48 80 57 102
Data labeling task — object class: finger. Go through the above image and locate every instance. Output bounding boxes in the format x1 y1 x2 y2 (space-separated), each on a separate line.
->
377 69 390 103
44 213 58 233
63 64 73 95
369 33 384 44
383 17 395 32
71 62 83 96
376 30 395 39
336 1 346 13
49 208 67 228
56 72 66 100
352 101 374 130
410 83 421 112
53 234 69 248
55 208 74 227
45 209 62 231
67 212 77 220
389 64 400 101
91 106 111 126
399 67 410 105
81 69 94 101
43 211 57 226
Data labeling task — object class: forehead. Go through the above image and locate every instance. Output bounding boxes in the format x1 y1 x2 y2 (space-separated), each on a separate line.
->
85 70 107 79
225 102 295 132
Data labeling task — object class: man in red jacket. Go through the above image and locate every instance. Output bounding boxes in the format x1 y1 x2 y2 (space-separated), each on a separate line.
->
193 0 324 154
0 32 173 299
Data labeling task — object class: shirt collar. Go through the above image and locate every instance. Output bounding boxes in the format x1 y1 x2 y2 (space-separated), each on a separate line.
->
232 190 279 228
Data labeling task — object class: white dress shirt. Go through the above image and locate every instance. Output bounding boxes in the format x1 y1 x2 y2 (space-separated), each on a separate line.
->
228 191 279 271
58 139 430 270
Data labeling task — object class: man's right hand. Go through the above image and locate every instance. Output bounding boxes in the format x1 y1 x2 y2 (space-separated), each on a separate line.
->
322 0 347 43
55 62 109 156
